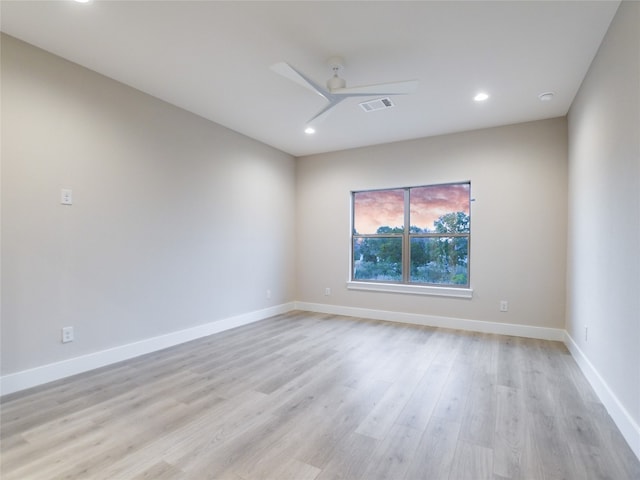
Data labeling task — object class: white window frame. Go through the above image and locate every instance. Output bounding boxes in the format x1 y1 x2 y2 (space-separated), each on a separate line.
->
348 182 473 299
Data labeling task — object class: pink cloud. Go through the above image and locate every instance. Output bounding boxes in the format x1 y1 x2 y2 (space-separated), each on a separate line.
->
410 184 469 230
354 189 404 234
354 184 469 234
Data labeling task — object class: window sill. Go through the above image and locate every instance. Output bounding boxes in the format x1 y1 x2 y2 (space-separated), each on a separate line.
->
346 281 473 299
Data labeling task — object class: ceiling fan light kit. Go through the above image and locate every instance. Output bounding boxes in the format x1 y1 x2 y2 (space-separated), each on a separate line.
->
327 74 346 91
271 55 418 124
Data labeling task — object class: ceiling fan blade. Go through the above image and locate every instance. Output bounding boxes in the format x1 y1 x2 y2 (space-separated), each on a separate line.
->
307 98 346 124
270 62 328 99
331 79 419 96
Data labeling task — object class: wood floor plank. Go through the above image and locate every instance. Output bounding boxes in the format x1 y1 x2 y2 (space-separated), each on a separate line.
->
394 362 451 432
358 424 422 480
1 423 110 480
227 384 369 478
2 416 98 472
131 461 187 480
449 441 493 480
263 458 321 480
161 391 273 469
459 368 497 449
1 311 638 480
402 415 461 479
178 413 288 479
529 412 581 480
54 398 196 479
448 440 494 480
354 366 425 440
430 359 474 422
314 432 378 480
496 336 525 389
493 385 521 478
294 376 391 469
253 346 339 395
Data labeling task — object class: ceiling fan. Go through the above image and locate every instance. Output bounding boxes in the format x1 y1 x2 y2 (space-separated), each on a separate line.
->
271 56 418 124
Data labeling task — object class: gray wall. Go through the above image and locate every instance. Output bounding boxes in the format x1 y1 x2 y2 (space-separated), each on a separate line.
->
296 118 568 330
1 34 296 375
567 0 640 442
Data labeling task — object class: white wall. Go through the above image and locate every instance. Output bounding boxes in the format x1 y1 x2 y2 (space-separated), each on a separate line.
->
1 34 296 377
566 1 640 455
296 118 568 334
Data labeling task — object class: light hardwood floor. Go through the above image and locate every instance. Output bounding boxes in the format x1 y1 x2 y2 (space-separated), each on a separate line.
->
1 311 639 479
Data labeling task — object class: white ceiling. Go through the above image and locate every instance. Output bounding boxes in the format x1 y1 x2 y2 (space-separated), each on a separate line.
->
1 1 619 157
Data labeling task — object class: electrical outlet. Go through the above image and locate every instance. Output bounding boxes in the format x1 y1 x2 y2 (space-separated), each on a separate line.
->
325 287 331 296
499 300 509 312
61 326 74 343
266 289 271 299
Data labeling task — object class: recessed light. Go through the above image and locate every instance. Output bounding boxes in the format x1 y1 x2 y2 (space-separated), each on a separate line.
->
538 92 555 102
304 127 316 135
74 0 91 3
474 92 490 102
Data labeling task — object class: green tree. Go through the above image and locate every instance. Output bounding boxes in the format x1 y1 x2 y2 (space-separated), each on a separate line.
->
433 212 470 234
411 212 469 284
353 226 403 281
375 226 402 264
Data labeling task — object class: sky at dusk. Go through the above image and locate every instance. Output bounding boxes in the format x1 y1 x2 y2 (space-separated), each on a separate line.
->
354 184 470 234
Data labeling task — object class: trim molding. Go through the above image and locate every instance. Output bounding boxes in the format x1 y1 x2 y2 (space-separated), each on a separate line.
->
294 301 565 341
564 332 640 460
0 302 296 396
346 281 473 299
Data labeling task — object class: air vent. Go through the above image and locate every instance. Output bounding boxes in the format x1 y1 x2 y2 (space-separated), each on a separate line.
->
359 97 395 112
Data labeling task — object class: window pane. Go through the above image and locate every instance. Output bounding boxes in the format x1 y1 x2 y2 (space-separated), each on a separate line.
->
353 237 403 282
410 237 468 285
353 189 405 234
409 184 470 233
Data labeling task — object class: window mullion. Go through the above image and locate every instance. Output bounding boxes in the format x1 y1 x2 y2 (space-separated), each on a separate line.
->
403 188 411 283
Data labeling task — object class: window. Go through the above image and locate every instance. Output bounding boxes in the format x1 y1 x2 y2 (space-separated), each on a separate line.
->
351 182 470 289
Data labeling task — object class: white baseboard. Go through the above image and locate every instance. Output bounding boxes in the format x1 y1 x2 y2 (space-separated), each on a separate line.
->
295 301 565 341
0 302 295 396
564 332 640 460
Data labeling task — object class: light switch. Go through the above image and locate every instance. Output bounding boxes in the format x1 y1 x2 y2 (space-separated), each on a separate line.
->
61 189 73 205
